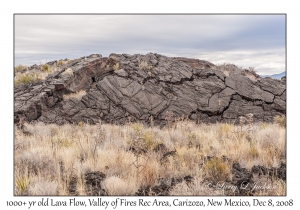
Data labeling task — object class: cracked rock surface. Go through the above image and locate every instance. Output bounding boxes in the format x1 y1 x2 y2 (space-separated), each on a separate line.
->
14 53 286 125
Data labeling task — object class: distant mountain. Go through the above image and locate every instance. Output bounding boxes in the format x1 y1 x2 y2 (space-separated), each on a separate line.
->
261 72 286 79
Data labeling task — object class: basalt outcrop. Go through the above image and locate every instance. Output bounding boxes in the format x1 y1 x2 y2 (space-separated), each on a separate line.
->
14 53 286 125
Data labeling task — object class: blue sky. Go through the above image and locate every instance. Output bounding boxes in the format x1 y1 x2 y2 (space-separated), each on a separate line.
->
15 14 285 75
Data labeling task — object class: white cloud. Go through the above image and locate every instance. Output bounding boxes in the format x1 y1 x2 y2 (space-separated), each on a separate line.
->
15 15 285 75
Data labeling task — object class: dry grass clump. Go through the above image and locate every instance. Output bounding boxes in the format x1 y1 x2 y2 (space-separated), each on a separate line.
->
15 176 30 195
57 60 64 66
101 176 137 195
14 64 27 72
113 62 120 71
63 90 86 100
215 63 259 81
41 64 50 72
274 115 286 127
14 59 75 86
139 61 153 70
203 157 231 182
28 179 58 196
14 117 286 196
14 72 40 86
216 63 244 76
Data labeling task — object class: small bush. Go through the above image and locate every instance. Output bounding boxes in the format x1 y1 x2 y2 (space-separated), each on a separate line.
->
274 115 286 127
41 64 50 72
57 60 63 66
131 123 144 137
14 64 27 72
142 131 156 151
14 73 40 86
204 157 230 182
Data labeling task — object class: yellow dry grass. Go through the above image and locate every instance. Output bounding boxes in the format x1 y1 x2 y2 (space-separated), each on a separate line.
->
14 120 286 195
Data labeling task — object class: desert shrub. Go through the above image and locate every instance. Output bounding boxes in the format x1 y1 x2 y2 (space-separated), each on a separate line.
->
41 64 50 72
57 60 63 66
142 131 156 151
274 115 286 127
131 123 144 137
128 123 157 151
14 64 27 72
204 157 230 182
187 132 197 140
113 62 120 71
14 73 40 86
